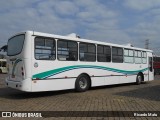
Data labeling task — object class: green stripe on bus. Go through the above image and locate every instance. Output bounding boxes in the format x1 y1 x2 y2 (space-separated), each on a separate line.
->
32 65 148 79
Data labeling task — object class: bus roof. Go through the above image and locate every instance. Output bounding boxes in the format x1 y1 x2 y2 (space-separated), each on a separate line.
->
11 30 153 52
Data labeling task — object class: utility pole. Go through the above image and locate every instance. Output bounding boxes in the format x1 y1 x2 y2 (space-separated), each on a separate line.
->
145 39 149 49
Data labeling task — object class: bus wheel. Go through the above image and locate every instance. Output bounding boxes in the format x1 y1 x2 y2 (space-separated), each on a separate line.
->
136 74 142 85
75 74 90 92
0 69 2 74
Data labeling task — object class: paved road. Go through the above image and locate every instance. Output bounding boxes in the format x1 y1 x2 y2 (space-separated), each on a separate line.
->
0 74 160 120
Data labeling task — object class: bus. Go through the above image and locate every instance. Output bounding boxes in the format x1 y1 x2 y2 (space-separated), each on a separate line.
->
0 59 7 73
153 56 160 75
5 31 154 92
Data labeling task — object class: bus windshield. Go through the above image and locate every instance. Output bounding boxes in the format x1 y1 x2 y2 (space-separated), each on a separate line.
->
7 34 25 56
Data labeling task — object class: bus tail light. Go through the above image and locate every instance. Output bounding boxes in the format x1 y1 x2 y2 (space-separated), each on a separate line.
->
22 72 24 76
21 67 24 76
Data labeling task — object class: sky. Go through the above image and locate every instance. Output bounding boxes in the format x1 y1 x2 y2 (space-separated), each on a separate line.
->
0 0 160 55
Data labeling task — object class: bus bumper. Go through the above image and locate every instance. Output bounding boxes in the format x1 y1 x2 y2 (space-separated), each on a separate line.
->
5 78 31 92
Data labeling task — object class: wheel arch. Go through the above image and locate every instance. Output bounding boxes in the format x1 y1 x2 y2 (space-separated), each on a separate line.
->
138 72 144 81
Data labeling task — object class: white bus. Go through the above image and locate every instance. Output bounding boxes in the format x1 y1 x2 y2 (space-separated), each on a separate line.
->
0 59 7 73
5 31 154 92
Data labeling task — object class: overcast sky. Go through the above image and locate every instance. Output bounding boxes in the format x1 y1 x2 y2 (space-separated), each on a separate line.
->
0 0 160 54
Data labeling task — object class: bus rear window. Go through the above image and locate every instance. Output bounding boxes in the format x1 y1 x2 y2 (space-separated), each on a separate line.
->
7 34 25 56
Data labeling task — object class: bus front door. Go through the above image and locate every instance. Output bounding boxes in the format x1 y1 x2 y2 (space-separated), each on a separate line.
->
148 57 154 81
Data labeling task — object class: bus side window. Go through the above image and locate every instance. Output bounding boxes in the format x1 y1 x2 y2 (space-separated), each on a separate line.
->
35 37 56 60
124 49 134 63
57 40 78 61
135 50 142 64
79 43 87 61
79 43 96 62
68 52 76 61
97 45 111 62
112 47 123 63
142 52 147 64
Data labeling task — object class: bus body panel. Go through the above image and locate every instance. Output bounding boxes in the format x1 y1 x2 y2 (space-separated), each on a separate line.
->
6 31 154 92
6 31 32 91
5 78 32 91
30 60 152 92
31 79 75 92
7 58 24 81
148 52 154 81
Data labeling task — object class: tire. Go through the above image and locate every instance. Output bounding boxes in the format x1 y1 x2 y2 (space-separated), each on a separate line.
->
0 69 2 74
75 74 90 92
136 74 142 85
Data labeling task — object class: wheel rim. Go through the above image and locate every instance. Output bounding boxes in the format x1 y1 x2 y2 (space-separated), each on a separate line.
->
79 77 87 89
138 75 142 82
